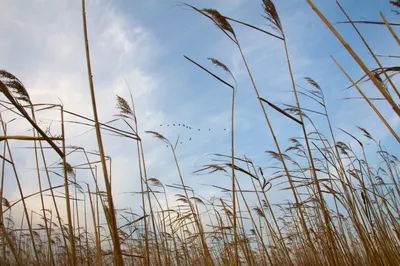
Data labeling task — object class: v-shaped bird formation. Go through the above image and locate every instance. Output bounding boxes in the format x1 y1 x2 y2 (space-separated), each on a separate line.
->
157 123 228 145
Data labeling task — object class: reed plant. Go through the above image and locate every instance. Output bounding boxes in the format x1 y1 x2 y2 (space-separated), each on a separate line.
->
0 0 399 265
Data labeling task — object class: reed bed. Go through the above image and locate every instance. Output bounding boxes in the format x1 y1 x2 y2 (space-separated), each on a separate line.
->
0 0 399 265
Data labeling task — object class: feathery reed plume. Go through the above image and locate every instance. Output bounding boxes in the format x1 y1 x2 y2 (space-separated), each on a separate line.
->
148 178 163 187
0 70 31 103
190 197 205 205
116 95 135 120
145 131 168 143
357 127 374 141
262 0 283 35
202 9 235 36
253 207 266 218
208 58 233 77
390 0 400 14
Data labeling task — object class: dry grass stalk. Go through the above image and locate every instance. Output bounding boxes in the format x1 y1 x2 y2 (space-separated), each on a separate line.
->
0 1 399 265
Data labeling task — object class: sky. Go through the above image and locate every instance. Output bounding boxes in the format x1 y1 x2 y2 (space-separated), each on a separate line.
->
0 0 399 230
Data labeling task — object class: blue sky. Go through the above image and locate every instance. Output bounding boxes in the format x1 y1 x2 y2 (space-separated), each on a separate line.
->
1 0 399 226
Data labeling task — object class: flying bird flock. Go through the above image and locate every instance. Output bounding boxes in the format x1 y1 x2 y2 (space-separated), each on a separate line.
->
157 123 228 146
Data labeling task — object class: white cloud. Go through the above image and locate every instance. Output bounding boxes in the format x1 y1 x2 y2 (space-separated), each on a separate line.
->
0 0 166 227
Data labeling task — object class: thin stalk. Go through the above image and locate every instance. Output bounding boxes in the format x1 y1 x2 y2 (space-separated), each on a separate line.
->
230 85 238 266
30 106 56 266
306 0 400 117
87 185 102 266
335 2 399 99
170 145 214 265
281 28 339 264
1 125 41 265
81 1 123 264
331 56 400 143
139 143 162 265
380 12 400 45
61 106 77 265
235 39 319 263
